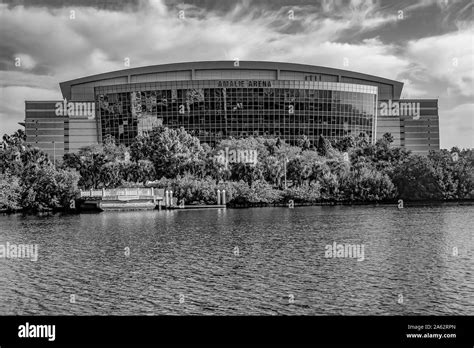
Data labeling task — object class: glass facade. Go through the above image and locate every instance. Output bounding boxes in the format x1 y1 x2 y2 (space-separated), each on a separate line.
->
96 80 378 146
340 77 394 100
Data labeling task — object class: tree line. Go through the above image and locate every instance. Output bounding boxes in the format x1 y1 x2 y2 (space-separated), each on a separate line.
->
1 127 473 212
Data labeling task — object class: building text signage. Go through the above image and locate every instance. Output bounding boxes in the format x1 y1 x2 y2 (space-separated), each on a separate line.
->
217 80 273 88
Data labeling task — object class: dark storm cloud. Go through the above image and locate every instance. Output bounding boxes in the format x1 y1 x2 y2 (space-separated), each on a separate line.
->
3 0 140 10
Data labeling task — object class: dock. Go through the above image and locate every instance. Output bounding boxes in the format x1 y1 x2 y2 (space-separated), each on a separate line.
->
77 188 227 211
78 188 164 211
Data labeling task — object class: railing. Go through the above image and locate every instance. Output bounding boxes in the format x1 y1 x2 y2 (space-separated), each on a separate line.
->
80 188 164 199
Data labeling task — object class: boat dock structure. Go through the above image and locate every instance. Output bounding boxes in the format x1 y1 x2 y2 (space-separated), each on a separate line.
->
77 188 226 211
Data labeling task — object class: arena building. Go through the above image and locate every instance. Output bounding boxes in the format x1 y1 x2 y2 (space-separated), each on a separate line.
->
24 61 440 161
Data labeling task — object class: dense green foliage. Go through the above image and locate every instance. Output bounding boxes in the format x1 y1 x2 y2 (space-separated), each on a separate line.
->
1 127 473 210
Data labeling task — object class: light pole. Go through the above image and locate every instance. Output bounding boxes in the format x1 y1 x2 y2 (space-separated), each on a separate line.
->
283 156 288 190
52 141 56 167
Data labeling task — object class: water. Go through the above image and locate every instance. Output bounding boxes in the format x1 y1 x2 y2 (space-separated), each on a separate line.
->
0 205 473 315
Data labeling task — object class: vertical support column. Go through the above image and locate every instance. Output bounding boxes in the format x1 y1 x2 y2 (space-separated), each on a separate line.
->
217 189 221 205
95 87 102 144
222 190 226 205
169 190 173 207
373 92 378 145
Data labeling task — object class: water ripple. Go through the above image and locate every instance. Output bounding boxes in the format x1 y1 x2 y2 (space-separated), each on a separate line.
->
0 205 473 315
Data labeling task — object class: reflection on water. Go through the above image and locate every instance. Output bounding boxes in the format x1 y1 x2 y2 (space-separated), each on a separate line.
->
0 205 472 315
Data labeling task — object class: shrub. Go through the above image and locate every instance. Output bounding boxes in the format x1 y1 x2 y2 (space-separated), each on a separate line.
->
283 183 322 203
20 165 80 211
0 173 21 211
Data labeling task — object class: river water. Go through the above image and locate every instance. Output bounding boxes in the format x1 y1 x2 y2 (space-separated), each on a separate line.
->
0 205 472 315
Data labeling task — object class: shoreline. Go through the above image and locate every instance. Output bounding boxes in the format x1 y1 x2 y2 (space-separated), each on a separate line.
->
2 198 474 215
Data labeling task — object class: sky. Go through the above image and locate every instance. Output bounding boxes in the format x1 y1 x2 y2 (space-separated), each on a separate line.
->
0 0 472 149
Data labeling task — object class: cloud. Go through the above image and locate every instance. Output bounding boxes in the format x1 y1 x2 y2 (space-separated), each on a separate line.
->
439 103 474 149
13 53 37 70
0 1 402 82
405 27 474 97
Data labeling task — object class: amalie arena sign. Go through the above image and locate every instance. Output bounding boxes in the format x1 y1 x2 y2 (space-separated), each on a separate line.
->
217 80 273 88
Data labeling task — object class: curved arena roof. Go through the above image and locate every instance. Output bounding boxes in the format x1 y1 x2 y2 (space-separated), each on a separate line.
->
59 61 403 101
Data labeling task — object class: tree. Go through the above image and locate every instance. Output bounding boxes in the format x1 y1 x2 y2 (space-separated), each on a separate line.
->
297 135 311 150
326 158 349 179
287 156 305 186
354 134 369 148
319 172 340 200
129 127 204 178
382 132 394 144
332 135 355 152
1 143 51 176
300 151 325 184
287 155 312 186
62 139 130 189
341 165 396 201
223 180 281 205
428 149 474 199
0 173 21 211
163 174 218 204
391 155 444 200
20 164 79 211
275 138 282 149
261 155 285 188
62 150 106 189
98 162 123 188
230 162 264 186
200 147 230 182
121 160 156 185
130 135 153 161
2 129 26 148
317 135 330 157
283 182 321 203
